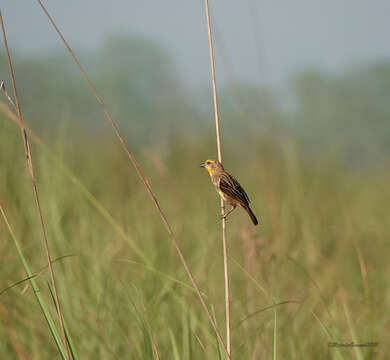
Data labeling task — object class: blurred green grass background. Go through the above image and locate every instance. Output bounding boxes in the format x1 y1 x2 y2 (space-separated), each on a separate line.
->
1 34 390 359
0 108 388 358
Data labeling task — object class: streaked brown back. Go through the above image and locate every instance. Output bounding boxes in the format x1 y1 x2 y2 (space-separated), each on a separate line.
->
218 172 250 206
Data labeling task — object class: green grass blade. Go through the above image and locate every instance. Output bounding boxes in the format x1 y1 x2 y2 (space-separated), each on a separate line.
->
310 310 345 360
236 300 301 328
272 310 277 360
0 204 67 359
169 329 181 360
0 255 75 296
47 283 78 360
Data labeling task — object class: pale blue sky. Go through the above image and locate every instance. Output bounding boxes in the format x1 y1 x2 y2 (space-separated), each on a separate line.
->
2 1 390 88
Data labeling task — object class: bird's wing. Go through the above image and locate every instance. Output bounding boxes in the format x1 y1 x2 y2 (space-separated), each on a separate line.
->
219 172 250 205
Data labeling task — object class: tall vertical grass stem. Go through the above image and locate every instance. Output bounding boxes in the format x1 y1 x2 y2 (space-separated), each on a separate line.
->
203 0 231 356
0 12 71 360
34 1 230 358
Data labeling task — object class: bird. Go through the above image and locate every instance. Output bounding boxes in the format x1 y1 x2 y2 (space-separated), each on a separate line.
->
200 159 258 226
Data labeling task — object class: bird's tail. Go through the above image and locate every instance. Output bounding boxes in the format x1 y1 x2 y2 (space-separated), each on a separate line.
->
243 205 258 226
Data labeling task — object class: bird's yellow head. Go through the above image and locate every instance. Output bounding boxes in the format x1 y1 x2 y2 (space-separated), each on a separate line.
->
200 159 224 175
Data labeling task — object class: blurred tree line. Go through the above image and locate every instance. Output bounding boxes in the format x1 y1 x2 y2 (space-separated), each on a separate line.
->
0 35 200 145
1 35 389 167
290 64 390 166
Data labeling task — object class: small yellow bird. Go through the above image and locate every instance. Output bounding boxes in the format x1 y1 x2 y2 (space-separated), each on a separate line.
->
200 159 258 226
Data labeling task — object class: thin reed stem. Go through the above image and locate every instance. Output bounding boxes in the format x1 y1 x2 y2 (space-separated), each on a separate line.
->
203 0 231 356
34 1 230 358
0 12 71 360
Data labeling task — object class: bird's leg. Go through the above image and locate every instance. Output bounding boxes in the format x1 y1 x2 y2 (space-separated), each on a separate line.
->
221 204 237 220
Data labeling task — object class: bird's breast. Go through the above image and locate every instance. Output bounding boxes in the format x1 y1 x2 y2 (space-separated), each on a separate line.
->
218 189 226 200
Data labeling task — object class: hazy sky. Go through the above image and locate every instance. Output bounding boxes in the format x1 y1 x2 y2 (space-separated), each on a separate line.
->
2 1 390 88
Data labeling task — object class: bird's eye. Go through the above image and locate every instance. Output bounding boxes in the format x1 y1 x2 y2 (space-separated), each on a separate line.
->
206 161 210 164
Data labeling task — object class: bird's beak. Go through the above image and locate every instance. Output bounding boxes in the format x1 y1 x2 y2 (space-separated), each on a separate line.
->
200 162 206 168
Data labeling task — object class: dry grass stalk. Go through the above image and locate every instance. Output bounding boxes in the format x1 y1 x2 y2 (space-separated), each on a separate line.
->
203 0 231 355
0 12 71 360
34 0 230 358
141 302 160 360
